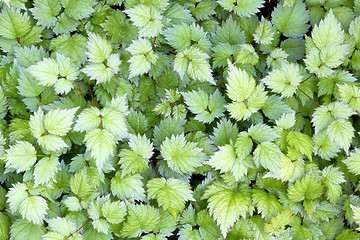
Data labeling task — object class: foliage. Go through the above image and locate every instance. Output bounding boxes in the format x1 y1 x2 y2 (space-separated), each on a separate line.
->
1 0 360 239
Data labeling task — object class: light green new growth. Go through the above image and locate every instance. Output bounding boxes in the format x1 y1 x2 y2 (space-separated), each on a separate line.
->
2 0 360 239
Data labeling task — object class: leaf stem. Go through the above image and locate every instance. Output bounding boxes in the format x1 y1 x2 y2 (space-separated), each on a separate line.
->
300 73 315 85
150 159 161 178
297 87 320 106
64 219 91 239
88 85 98 108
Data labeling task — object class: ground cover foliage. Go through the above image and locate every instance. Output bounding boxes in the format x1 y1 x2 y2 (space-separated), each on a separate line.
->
1 0 360 239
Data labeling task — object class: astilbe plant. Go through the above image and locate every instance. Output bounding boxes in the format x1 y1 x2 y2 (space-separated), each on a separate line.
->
1 0 360 239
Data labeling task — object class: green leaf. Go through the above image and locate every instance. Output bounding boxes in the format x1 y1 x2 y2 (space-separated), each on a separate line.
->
101 200 127 224
160 134 207 174
101 10 138 45
287 174 324 202
263 63 302 98
6 183 29 214
110 173 146 201
271 1 310 37
313 130 340 160
30 0 61 28
174 46 214 84
234 131 253 160
50 34 88 64
0 212 10 240
34 156 59 186
182 89 226 123
286 131 313 161
276 112 296 129
343 148 360 175
61 0 96 20
253 141 282 175
121 203 160 238
326 119 354 154
210 118 238 147
226 61 256 102
179 224 202 240
263 208 294 234
27 58 59 87
217 0 264 18
253 18 274 45
207 144 252 181
147 178 194 219
53 12 80 35
14 45 48 68
212 18 245 46
202 181 252 238
0 6 31 39
5 141 37 173
86 32 112 64
17 68 45 98
70 168 96 198
118 134 152 176
19 195 48 225
10 219 44 240
125 4 163 37
84 128 116 174
252 189 282 221
248 124 280 143
311 9 344 49
44 107 79 136
100 107 128 139
262 95 292 120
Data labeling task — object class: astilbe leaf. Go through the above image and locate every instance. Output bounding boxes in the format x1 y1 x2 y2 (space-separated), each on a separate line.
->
160 134 207 174
147 178 194 219
202 181 252 238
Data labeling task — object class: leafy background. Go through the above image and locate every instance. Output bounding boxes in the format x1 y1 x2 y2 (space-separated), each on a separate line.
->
1 0 360 239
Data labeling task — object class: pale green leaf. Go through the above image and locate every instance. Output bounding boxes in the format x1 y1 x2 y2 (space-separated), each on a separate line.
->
38 134 68 152
110 173 146 201
179 224 202 240
74 107 101 132
326 119 354 154
248 124 280 143
30 0 61 28
6 183 29 214
27 58 59 87
161 134 206 174
86 32 112 64
343 148 360 175
84 128 116 174
44 107 79 136
271 1 309 37
34 156 59 186
19 196 48 225
311 10 344 49
5 141 36 173
226 61 256 102
10 219 44 240
217 0 264 18
263 63 302 98
46 217 77 236
286 131 313 160
17 68 45 98
234 131 253 160
147 178 194 219
0 6 31 39
253 141 282 175
121 204 160 238
102 200 127 224
202 181 252 238
100 107 128 140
